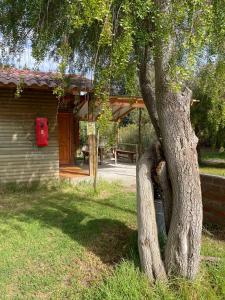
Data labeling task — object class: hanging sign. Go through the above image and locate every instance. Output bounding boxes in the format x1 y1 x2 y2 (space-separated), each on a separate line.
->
87 122 96 135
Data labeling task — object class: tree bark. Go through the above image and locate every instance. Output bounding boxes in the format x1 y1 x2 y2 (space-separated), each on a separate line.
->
136 151 167 281
151 0 203 279
156 160 173 233
139 58 202 279
138 47 161 140
136 0 203 281
156 87 203 279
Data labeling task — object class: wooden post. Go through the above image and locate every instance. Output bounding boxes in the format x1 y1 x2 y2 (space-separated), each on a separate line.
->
138 108 142 160
115 121 119 165
88 96 97 178
74 118 80 163
93 130 99 190
88 130 96 177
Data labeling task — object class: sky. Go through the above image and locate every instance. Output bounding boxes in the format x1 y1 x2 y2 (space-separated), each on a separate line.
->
0 36 59 72
0 36 93 79
9 42 93 79
11 41 58 72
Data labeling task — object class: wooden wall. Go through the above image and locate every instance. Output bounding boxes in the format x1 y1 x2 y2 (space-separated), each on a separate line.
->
0 88 59 183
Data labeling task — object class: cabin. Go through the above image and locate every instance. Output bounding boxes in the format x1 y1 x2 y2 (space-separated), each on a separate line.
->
0 68 144 183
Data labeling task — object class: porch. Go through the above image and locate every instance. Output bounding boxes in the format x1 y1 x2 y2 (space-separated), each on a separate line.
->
58 96 144 179
59 165 89 178
59 161 136 187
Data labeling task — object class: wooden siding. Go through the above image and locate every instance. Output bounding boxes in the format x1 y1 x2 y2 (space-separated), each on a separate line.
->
0 88 59 183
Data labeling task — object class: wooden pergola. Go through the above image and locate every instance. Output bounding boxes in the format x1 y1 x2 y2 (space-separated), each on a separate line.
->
73 94 145 177
74 94 144 121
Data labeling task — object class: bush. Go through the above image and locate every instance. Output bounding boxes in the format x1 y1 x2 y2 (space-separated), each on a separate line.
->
119 123 156 152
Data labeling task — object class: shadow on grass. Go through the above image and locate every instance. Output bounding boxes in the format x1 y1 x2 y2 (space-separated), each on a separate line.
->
0 185 138 267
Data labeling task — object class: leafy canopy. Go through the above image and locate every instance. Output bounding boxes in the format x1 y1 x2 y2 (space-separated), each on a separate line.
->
1 0 224 143
192 60 225 148
0 0 224 94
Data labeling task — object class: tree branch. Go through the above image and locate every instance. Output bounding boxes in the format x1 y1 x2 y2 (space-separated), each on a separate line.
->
137 150 167 281
138 46 161 140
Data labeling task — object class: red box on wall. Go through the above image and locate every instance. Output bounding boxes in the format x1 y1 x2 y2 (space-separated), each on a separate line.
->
36 117 48 147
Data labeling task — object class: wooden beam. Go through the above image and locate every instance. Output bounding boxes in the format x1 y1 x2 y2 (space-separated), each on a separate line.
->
112 105 124 119
77 95 145 122
110 96 143 102
111 101 145 108
114 107 134 121
74 96 88 115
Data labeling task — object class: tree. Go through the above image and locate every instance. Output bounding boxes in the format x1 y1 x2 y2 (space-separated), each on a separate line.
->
192 61 225 149
0 0 224 281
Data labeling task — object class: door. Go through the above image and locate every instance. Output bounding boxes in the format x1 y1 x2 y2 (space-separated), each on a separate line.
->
58 112 74 165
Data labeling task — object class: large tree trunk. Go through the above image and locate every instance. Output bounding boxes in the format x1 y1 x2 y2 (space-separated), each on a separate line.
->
136 0 203 281
137 151 167 281
139 64 202 279
152 0 203 279
156 87 203 279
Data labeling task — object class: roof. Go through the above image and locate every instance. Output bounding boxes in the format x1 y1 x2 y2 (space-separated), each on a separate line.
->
0 68 145 121
0 68 92 92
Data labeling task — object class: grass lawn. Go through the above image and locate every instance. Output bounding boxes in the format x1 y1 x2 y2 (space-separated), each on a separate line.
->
0 181 224 299
199 148 225 177
199 165 225 177
201 149 225 161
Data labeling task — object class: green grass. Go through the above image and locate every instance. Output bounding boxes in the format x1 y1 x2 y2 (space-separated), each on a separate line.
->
201 150 225 161
0 181 224 299
199 165 225 177
199 148 225 177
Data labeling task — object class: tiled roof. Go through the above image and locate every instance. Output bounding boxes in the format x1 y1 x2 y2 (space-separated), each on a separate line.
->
0 68 92 91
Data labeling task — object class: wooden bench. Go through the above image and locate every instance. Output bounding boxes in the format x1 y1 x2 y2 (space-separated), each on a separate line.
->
116 149 136 163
